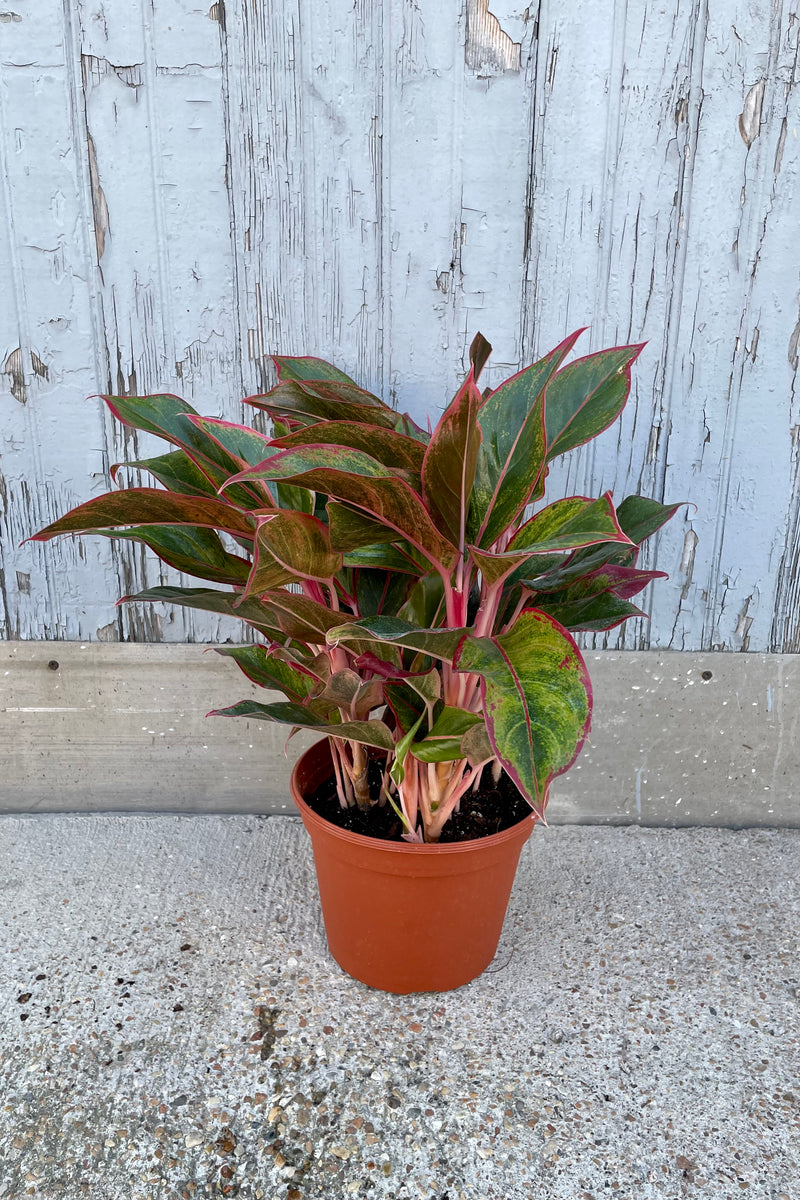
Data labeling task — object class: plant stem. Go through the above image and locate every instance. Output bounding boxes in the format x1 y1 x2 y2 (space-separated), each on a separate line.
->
351 741 371 809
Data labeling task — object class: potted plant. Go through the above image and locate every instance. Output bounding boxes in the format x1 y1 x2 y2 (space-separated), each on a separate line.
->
32 329 680 993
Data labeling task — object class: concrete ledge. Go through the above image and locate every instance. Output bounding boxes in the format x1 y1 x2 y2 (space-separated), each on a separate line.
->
1 642 798 824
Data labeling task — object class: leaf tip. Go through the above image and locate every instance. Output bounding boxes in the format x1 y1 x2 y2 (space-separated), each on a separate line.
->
469 332 492 381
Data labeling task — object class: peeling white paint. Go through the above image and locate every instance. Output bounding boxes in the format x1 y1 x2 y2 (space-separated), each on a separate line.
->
0 0 797 649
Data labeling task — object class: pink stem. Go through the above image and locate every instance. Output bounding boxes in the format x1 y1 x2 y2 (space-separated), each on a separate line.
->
426 757 493 841
330 738 353 808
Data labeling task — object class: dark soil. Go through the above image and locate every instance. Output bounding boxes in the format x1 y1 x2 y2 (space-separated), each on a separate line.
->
304 758 533 844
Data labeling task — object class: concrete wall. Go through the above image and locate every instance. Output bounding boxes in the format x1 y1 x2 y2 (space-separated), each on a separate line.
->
1 0 798 650
3 643 798 823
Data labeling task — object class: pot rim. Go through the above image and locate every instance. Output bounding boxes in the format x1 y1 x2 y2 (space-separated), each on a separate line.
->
291 739 538 858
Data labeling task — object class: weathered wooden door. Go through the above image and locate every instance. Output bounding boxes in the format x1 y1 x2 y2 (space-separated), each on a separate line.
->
1 0 797 649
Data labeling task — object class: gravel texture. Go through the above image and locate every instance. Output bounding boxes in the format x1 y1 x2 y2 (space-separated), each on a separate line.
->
0 815 798 1199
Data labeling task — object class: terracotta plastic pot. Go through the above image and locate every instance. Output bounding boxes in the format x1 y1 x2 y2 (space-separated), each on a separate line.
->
291 739 537 994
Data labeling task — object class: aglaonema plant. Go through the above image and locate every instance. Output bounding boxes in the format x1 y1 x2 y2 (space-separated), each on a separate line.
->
32 331 680 843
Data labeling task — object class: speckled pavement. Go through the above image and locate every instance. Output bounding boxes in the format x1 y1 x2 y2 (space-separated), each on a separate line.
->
0 816 798 1200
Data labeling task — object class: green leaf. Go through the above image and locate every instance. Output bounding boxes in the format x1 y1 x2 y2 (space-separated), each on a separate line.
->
343 545 420 574
469 331 583 548
328 616 469 664
615 495 683 544
259 589 346 642
461 722 493 767
247 381 398 429
185 415 274 467
272 421 426 474
533 591 646 632
328 502 399 552
251 512 341 584
90 525 251 586
272 355 360 386
384 682 427 736
208 700 395 750
421 370 482 547
227 446 458 572
214 644 317 701
103 392 204 451
453 609 591 815
276 483 314 514
409 706 482 763
31 488 256 543
397 572 446 628
508 493 634 555
390 712 426 786
112 450 217 497
119 586 284 638
544 343 643 461
353 569 414 618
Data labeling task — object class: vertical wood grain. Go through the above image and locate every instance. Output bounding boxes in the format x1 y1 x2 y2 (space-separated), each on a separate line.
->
0 0 797 651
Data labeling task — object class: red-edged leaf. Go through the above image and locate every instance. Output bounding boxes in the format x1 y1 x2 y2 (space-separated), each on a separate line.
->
272 355 361 386
601 565 669 600
469 332 492 381
90 525 251 586
270 357 429 441
111 450 217 497
259 589 347 643
467 544 540 590
544 343 644 461
270 421 426 474
184 415 275 466
225 446 458 571
533 592 648 632
421 368 482 548
208 700 395 750
245 380 399 428
527 563 667 600
508 493 632 554
470 330 584 547
615 495 684 544
247 512 341 588
453 609 591 816
30 489 255 542
328 615 469 663
103 392 204 452
213 644 317 701
354 653 440 703
328 502 399 552
524 565 667 631
117 586 284 639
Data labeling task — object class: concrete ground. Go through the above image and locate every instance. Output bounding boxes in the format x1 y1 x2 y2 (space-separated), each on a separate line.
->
0 816 798 1200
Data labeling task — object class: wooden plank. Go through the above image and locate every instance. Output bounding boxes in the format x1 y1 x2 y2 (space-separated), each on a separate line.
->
0 7 117 641
520 0 799 653
384 0 532 419
0 0 797 653
74 2 246 643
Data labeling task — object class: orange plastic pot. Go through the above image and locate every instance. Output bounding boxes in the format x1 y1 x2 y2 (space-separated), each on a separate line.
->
291 739 537 994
